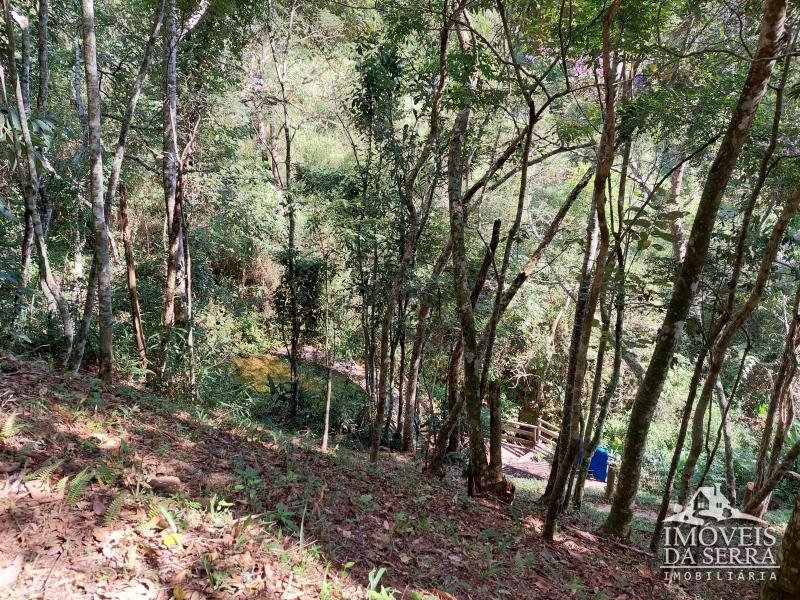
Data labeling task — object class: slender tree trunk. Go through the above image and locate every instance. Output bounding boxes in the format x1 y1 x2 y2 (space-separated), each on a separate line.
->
81 0 113 383
424 221 500 477
446 339 463 453
1 0 73 362
369 8 450 462
667 164 686 264
11 1 48 329
744 285 800 516
16 9 30 111
543 200 599 503
574 271 625 510
651 346 709 549
370 210 417 460
71 0 163 373
602 0 787 537
321 251 334 453
158 0 184 379
710 379 737 502
487 380 503 481
543 2 618 540
395 325 406 442
570 135 631 508
434 20 499 490
182 181 195 396
119 185 147 368
403 241 453 452
677 187 800 504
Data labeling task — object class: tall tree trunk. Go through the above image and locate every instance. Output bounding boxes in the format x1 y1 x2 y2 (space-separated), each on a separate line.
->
602 0 787 538
119 185 147 368
570 133 631 509
543 0 618 541
487 380 503 481
71 0 163 372
10 9 39 331
744 285 800 517
369 8 450 462
703 379 738 502
395 324 406 442
424 221 500 477
321 250 334 453
181 177 195 396
158 0 184 379
402 245 452 452
677 187 800 504
543 199 599 503
81 0 113 383
370 201 418 460
573 270 625 510
650 345 709 549
11 1 48 330
667 164 686 264
66 39 92 370
1 0 73 362
425 219 500 475
446 339 464 453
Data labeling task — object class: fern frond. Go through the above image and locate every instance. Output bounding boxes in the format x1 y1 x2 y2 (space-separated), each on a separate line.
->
24 459 65 482
147 499 162 521
67 468 94 505
96 462 115 485
104 491 128 524
1 410 21 439
55 475 69 494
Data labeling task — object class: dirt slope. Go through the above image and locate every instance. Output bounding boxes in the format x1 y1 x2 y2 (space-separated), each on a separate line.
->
0 353 743 599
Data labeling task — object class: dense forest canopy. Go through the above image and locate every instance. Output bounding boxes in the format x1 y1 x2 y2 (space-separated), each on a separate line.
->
3 0 800 597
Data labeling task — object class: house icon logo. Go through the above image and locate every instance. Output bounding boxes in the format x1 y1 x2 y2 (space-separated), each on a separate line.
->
660 483 778 581
664 484 766 526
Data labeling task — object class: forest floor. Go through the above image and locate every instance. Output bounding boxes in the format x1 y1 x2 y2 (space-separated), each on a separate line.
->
0 352 765 600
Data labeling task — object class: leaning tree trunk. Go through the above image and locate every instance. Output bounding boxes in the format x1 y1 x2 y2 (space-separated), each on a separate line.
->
571 130 631 509
447 95 491 489
677 187 800 505
11 1 48 330
745 286 800 517
650 344 709 548
602 0 787 538
402 242 452 452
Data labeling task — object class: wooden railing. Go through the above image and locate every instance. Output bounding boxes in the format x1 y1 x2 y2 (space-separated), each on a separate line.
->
501 417 559 449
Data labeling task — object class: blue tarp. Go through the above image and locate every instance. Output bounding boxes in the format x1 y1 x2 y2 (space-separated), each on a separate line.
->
588 447 609 482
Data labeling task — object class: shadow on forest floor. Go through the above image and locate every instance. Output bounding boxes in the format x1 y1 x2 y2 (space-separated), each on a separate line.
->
0 352 760 599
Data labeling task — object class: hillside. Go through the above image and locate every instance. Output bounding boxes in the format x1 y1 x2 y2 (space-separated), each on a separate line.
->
0 354 756 600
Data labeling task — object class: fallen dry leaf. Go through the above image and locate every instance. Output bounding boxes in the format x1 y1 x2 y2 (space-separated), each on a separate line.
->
0 555 23 588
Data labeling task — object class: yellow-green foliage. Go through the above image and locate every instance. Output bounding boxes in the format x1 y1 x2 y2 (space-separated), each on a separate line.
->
1 410 21 439
67 468 94 505
24 459 65 483
104 491 128 524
